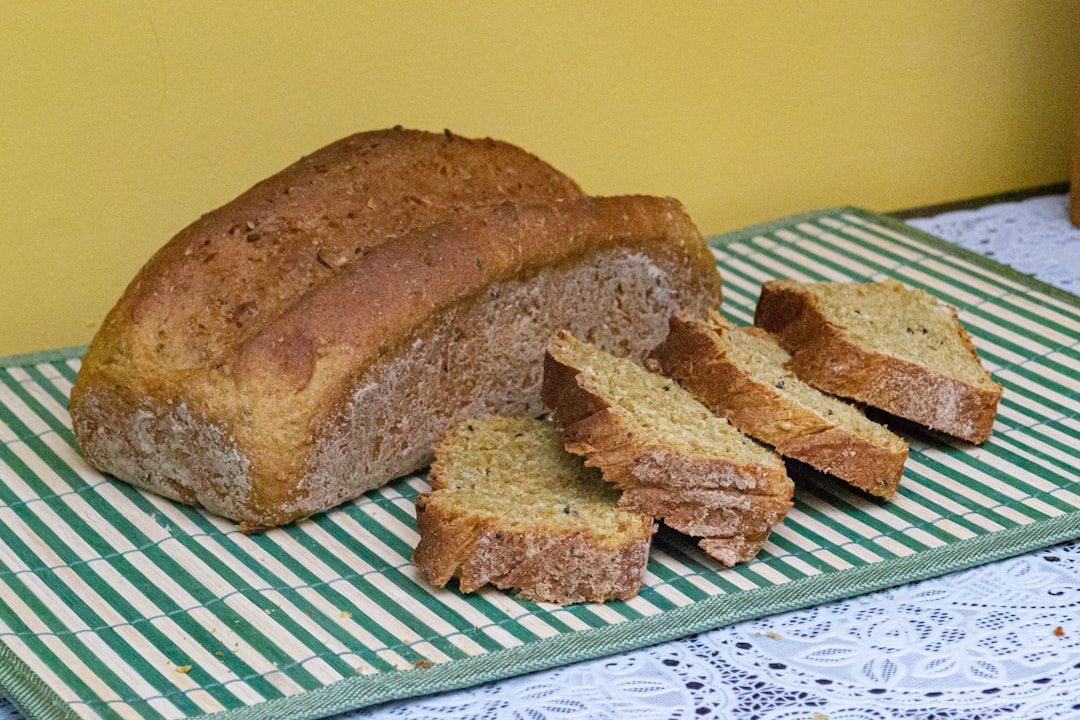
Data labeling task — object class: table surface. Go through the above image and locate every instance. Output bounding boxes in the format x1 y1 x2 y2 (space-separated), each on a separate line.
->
3 195 1078 720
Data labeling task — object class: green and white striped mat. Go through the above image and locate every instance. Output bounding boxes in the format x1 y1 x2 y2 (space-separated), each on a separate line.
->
2 207 1078 720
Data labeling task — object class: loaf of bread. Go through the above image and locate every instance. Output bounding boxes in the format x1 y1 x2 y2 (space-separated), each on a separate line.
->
542 331 793 566
69 128 723 530
648 312 908 499
754 279 1002 444
412 416 655 604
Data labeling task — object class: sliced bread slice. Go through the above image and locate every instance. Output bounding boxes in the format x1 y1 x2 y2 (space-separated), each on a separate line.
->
754 278 1002 444
648 312 908 499
541 331 793 567
412 415 655 605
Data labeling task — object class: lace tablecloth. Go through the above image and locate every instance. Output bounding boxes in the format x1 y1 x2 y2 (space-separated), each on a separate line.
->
3 195 1078 720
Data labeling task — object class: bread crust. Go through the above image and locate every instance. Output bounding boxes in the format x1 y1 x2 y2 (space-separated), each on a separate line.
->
542 332 792 566
70 129 723 529
648 313 907 498
411 416 654 605
754 280 1002 445
413 497 653 605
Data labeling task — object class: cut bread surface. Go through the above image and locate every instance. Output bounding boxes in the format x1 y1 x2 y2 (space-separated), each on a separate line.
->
754 279 1002 444
648 312 908 499
412 416 655 605
542 331 793 566
793 280 990 385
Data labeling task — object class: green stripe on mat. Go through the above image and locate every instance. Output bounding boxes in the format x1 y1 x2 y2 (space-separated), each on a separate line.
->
1 207 1078 720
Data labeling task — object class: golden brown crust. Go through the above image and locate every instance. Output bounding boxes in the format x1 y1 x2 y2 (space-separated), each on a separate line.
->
754 280 1002 445
413 496 652 604
647 312 907 499
542 332 792 566
77 129 584 400
70 129 723 528
236 194 710 393
411 417 654 605
774 428 903 498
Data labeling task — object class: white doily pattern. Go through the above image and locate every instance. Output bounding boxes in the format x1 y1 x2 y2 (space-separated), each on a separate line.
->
365 541 1080 720
906 194 1080 294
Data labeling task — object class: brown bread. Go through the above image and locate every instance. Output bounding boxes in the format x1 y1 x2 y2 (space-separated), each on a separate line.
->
69 128 723 530
648 312 908 499
541 331 793 566
412 416 655 605
754 279 1002 444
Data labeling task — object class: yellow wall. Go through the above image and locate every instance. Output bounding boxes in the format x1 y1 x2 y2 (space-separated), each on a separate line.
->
3 1 1078 355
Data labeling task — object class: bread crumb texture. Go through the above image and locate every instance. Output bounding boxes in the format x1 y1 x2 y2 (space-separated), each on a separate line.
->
648 312 908 499
543 331 793 567
412 416 655 605
803 279 988 385
755 279 1002 444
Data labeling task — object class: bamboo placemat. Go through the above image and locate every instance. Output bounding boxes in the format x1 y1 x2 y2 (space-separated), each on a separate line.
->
1 208 1077 720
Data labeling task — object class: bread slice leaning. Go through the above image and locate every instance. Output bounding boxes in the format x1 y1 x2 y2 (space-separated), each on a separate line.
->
69 128 724 530
754 279 1002 444
648 312 908 499
541 331 793 567
412 416 655 605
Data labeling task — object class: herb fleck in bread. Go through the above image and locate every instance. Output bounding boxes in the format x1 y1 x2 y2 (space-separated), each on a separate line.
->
69 128 723 530
541 331 793 566
754 279 1002 444
412 416 655 604
648 312 908 499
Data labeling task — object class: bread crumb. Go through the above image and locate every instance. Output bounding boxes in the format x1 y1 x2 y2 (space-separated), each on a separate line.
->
766 631 782 640
340 611 352 619
1054 626 1065 637
813 713 830 720
414 660 433 669
175 665 191 674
